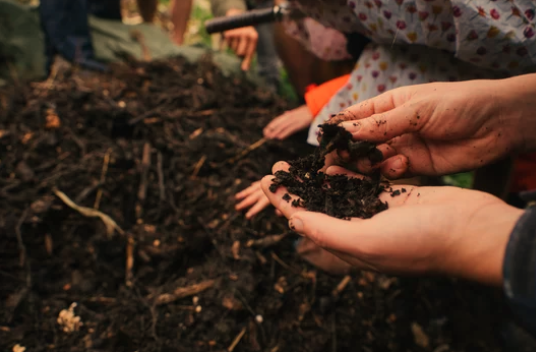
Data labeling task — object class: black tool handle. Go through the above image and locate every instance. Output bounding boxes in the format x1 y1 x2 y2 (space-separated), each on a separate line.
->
205 7 276 34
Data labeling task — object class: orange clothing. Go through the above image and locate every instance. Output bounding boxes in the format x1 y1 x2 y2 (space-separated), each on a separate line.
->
304 74 351 118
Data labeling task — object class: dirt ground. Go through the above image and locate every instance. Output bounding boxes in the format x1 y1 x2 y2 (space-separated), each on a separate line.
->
0 56 508 352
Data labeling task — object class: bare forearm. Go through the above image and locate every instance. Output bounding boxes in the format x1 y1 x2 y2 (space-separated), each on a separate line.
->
170 0 193 45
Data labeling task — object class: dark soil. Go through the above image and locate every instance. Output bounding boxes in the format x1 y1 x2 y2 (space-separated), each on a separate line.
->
269 124 387 219
0 56 507 352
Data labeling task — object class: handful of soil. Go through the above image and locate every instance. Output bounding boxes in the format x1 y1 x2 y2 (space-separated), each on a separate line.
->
270 124 387 219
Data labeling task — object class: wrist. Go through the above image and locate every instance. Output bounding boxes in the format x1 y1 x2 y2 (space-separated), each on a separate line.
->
441 203 523 286
499 74 536 153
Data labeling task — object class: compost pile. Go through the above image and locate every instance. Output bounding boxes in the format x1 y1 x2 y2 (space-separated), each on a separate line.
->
0 57 505 352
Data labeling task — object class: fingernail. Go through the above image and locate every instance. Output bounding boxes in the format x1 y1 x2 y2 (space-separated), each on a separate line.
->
289 217 304 234
391 156 404 170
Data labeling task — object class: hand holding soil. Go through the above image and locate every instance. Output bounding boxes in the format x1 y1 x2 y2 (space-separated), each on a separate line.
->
263 105 313 140
262 163 523 286
329 74 536 179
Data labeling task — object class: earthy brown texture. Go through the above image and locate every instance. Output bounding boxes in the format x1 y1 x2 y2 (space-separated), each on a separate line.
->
0 56 506 352
270 124 387 219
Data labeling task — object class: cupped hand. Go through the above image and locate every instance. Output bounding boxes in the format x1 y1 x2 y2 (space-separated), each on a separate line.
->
326 75 536 179
263 105 312 140
223 10 258 71
261 162 523 286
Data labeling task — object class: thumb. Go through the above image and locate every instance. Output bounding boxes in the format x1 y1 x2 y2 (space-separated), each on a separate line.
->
289 211 377 256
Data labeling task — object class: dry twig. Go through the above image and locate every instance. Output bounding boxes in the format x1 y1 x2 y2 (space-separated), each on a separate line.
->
152 280 215 305
227 327 247 352
94 149 111 209
53 188 124 236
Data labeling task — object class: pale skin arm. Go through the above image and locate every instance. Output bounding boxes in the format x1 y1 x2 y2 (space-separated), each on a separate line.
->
170 0 193 45
325 74 536 179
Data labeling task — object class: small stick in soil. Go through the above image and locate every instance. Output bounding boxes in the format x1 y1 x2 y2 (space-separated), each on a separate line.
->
157 152 165 202
227 327 247 352
126 236 135 287
15 209 28 267
153 279 215 305
44 233 53 256
94 149 111 209
332 275 352 297
246 233 287 248
54 188 124 236
271 252 301 275
86 297 116 304
255 251 267 265
190 155 207 179
136 142 151 219
231 241 240 260
225 138 267 165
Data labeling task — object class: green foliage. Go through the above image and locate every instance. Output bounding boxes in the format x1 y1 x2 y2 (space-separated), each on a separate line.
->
442 172 474 189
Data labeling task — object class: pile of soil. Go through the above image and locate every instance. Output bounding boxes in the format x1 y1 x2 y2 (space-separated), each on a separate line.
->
270 124 387 219
0 56 506 352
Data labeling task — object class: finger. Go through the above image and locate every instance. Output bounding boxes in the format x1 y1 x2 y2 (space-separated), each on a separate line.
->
229 36 239 53
236 37 248 56
380 155 411 179
241 50 254 71
337 89 405 122
267 114 289 131
241 35 257 71
235 182 260 199
260 175 305 219
245 195 271 219
272 161 290 174
271 125 296 140
338 103 423 144
325 165 365 179
275 209 283 217
264 119 287 139
289 211 375 256
236 190 263 211
354 143 397 174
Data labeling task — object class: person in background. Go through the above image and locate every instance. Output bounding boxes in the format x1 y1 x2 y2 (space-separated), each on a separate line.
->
209 0 280 90
39 0 192 73
237 0 536 216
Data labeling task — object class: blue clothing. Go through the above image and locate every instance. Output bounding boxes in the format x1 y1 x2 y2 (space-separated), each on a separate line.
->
504 200 536 337
38 0 119 72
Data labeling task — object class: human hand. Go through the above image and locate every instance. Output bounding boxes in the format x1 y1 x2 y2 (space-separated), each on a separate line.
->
326 75 536 179
223 9 259 71
261 162 523 286
263 105 312 140
235 181 271 219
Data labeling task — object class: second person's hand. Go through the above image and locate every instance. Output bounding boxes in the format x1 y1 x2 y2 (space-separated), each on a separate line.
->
223 9 259 71
263 105 312 140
